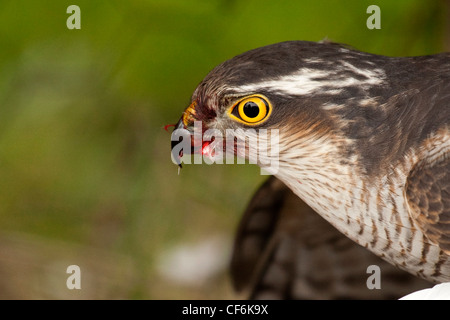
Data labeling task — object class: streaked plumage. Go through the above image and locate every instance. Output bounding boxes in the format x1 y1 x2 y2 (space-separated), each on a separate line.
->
231 176 431 299
171 40 450 291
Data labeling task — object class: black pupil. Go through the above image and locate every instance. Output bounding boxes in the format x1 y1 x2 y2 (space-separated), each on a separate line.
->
243 101 260 118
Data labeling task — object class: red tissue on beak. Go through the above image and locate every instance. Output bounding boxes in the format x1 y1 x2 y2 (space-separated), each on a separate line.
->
164 124 176 132
201 141 212 156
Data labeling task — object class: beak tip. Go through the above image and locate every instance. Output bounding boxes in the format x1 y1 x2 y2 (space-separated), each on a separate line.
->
171 117 186 169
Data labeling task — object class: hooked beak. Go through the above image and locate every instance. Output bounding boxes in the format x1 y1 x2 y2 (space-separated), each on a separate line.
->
171 118 187 168
170 101 199 169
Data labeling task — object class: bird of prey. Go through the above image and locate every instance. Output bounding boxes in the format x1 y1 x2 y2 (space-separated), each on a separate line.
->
171 41 450 292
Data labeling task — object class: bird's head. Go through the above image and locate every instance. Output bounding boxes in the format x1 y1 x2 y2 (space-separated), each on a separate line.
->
171 40 388 178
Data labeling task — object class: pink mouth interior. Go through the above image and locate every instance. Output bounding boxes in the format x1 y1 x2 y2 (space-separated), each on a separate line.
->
171 126 217 159
201 141 211 156
201 137 215 157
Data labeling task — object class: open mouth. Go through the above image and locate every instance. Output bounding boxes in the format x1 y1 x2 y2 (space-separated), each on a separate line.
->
200 137 215 157
173 136 215 158
170 117 218 168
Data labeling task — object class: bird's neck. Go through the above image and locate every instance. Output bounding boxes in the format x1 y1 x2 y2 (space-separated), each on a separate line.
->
274 133 416 251
274 131 450 284
275 135 358 227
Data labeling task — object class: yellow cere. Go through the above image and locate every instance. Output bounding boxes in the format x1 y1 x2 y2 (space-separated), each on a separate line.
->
182 101 197 126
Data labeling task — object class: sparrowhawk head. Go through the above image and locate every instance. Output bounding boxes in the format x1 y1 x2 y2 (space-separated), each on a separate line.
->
171 40 392 174
170 40 450 285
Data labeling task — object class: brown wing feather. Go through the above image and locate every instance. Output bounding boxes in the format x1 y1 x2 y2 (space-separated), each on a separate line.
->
229 176 287 295
406 146 450 254
231 176 431 299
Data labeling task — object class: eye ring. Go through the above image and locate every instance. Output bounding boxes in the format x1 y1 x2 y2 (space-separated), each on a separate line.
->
228 94 272 126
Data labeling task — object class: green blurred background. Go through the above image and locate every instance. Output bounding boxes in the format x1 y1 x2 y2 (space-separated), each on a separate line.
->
0 0 448 299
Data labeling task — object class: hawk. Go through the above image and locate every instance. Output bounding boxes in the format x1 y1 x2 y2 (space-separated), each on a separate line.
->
170 41 450 293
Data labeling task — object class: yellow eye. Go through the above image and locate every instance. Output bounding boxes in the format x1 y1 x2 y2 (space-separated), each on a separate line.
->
228 95 272 125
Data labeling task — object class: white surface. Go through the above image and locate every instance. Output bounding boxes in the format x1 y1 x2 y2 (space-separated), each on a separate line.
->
400 282 450 300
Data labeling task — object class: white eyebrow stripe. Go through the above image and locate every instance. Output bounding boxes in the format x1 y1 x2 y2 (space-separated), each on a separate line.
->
229 65 386 96
340 61 385 82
